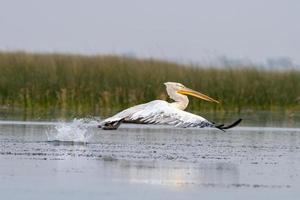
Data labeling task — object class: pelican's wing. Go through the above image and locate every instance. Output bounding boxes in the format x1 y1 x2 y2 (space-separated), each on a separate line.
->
101 100 214 129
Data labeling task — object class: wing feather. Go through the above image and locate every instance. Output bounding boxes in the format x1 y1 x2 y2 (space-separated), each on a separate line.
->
102 100 214 128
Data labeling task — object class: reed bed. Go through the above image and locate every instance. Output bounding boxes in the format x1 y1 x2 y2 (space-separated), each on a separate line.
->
0 51 300 119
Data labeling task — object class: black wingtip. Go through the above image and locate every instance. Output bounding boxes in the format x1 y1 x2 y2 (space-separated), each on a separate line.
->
98 118 125 130
216 118 242 131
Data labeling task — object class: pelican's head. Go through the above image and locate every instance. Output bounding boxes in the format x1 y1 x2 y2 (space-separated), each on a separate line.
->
164 82 219 104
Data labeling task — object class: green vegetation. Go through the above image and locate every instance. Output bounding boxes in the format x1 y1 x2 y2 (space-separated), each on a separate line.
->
0 51 300 119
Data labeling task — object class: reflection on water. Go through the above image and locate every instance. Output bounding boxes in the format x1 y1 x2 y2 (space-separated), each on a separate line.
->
110 161 239 187
1 120 299 191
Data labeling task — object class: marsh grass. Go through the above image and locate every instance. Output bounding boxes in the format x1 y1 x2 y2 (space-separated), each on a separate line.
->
0 51 300 119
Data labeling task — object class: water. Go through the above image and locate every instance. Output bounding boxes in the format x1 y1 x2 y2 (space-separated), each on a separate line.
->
0 118 300 199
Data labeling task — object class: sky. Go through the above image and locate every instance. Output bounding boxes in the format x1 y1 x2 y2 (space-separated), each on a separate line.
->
0 0 299 65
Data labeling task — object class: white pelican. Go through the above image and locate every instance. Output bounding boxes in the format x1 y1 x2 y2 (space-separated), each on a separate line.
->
98 82 242 130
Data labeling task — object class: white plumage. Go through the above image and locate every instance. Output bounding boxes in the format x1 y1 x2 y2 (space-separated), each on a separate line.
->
102 100 213 128
99 82 241 130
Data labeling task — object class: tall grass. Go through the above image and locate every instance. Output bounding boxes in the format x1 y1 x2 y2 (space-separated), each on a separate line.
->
0 51 300 119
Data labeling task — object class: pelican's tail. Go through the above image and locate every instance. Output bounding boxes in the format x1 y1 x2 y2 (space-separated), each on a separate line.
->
215 118 242 131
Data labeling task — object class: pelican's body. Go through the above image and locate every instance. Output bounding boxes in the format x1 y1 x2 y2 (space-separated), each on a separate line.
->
99 82 241 130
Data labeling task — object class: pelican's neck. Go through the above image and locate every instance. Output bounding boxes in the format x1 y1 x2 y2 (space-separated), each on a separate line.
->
165 85 189 110
169 94 189 110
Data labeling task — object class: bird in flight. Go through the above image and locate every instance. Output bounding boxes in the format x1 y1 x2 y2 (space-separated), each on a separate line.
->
98 82 242 130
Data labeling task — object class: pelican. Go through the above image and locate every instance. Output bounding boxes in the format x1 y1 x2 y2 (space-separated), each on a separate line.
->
98 82 242 130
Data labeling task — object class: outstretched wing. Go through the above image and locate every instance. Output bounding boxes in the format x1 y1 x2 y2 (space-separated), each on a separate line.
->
101 100 214 128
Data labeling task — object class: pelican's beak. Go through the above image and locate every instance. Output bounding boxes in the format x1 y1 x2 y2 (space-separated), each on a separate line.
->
177 87 220 103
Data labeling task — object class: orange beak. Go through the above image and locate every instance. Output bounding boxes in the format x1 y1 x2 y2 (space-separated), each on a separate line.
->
177 87 220 104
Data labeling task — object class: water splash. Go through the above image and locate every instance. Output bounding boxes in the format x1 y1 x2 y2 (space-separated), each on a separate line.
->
47 118 100 143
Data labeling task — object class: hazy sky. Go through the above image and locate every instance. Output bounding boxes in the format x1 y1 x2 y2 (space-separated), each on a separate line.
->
0 0 299 64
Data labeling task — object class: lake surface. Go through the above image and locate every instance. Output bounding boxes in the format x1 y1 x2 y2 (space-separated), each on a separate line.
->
0 119 300 200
